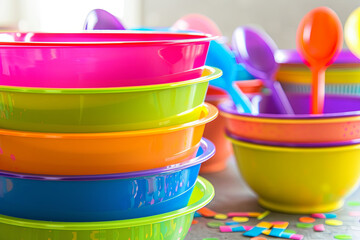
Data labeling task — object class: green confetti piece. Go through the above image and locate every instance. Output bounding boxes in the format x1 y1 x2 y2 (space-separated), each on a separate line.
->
334 234 352 239
296 223 313 228
347 201 360 207
207 221 225 228
284 229 297 234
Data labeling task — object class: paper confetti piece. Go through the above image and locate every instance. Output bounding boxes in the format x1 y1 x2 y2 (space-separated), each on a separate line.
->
311 213 326 219
219 225 253 232
251 237 268 240
325 219 343 226
198 207 217 218
194 212 202 218
228 212 261 217
334 235 352 239
284 229 296 234
273 222 289 229
192 219 198 225
296 223 313 228
314 224 325 232
207 221 224 228
243 222 272 237
299 217 315 223
290 234 304 240
257 210 271 220
232 217 249 223
349 211 360 216
347 201 360 207
225 221 240 225
214 213 227 220
263 230 304 240
325 213 337 219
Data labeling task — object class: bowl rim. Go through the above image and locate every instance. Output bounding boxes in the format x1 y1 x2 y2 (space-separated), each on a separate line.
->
0 102 218 138
0 138 214 181
228 135 360 152
227 131 360 148
0 66 222 94
0 31 218 46
0 176 214 229
276 49 360 65
219 94 360 120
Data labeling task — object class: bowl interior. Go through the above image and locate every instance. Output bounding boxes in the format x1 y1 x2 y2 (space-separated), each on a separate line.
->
220 93 360 119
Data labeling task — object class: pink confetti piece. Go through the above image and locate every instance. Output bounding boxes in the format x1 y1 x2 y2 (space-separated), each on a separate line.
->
311 213 326 219
219 226 233 233
349 211 360 216
314 224 325 232
290 234 304 240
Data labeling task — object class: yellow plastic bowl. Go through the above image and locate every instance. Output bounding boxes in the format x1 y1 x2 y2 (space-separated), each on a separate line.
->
229 136 360 214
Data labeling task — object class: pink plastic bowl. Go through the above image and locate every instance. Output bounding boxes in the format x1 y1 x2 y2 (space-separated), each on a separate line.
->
0 32 216 88
219 93 360 144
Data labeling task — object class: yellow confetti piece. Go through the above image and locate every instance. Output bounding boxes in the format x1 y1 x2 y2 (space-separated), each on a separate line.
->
257 221 273 228
257 210 271 220
232 217 249 223
325 219 343 226
214 214 227 220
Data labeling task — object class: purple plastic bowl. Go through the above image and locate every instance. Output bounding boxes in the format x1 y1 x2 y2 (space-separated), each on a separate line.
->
276 49 360 65
219 93 360 119
0 31 216 88
227 131 360 148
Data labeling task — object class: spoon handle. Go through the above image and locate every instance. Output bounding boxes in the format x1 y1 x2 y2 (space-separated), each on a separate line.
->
228 84 255 114
266 80 294 114
311 67 326 114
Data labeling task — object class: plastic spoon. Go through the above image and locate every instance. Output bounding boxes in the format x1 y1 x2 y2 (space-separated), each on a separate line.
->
345 7 360 59
84 9 125 30
232 26 294 114
296 7 343 114
207 41 256 114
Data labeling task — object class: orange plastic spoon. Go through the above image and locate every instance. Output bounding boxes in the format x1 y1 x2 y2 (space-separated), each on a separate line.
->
296 7 343 114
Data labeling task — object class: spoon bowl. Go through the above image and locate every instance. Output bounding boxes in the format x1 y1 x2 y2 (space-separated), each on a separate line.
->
84 9 126 30
232 26 294 114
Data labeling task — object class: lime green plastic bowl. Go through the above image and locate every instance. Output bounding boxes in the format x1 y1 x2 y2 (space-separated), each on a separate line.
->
0 66 221 133
0 177 214 240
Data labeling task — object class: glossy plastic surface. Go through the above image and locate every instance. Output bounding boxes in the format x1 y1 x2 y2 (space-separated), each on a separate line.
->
201 97 233 173
345 7 360 59
0 177 214 240
229 137 360 213
84 9 126 30
220 93 360 144
0 139 214 222
232 26 293 114
296 7 343 114
0 66 220 133
0 31 216 88
0 103 218 175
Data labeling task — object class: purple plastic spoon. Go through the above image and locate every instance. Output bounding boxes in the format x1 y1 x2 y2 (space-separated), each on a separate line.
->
84 9 125 30
232 26 294 114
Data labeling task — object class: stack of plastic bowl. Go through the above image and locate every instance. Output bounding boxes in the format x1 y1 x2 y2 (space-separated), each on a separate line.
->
219 92 360 214
0 32 220 240
276 49 360 96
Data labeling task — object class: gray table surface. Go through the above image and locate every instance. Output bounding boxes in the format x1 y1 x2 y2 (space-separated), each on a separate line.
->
186 157 360 240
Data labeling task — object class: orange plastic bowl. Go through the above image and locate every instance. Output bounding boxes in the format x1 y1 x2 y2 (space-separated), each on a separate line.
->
219 93 360 144
0 103 217 176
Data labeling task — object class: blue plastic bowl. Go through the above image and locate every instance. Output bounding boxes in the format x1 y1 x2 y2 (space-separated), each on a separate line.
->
0 138 215 222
